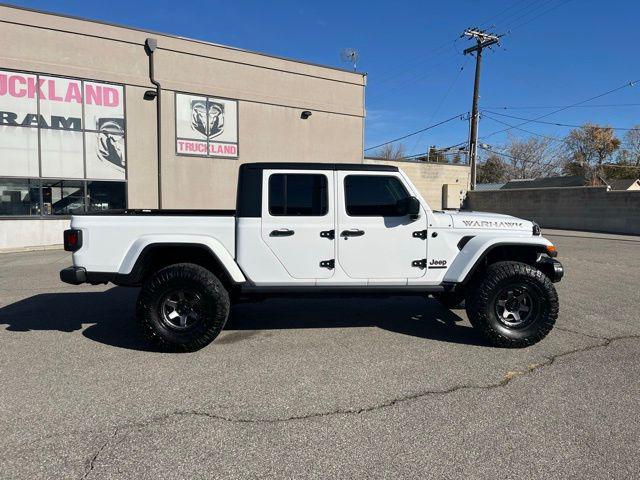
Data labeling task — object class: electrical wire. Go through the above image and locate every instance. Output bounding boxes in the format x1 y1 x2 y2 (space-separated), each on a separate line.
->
498 0 558 31
364 112 466 152
481 112 562 141
366 54 461 103
505 0 574 32
483 103 640 110
484 110 640 131
480 79 640 140
407 59 469 155
477 0 531 28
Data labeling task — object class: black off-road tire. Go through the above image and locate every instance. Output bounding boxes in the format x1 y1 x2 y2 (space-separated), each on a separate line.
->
136 263 230 352
433 291 466 309
466 261 558 348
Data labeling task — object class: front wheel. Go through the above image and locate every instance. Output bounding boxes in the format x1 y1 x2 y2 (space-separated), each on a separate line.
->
466 261 558 348
136 263 230 352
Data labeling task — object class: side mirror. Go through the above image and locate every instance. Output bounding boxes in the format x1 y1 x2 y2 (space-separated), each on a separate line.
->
397 196 421 219
407 196 421 219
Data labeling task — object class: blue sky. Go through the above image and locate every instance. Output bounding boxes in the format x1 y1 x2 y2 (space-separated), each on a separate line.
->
8 0 639 156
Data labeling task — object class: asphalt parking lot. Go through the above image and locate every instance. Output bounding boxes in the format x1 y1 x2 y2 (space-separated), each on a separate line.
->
1 230 639 479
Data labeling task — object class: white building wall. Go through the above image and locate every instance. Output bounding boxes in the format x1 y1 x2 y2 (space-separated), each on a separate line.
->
0 219 68 251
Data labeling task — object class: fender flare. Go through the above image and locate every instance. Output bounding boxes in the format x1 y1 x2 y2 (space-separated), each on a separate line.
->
443 236 553 284
118 234 246 283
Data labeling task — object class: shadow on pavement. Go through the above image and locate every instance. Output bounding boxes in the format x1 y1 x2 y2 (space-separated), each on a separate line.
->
0 287 489 351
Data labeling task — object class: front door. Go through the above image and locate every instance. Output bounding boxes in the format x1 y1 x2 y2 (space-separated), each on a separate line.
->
261 169 335 279
336 172 428 280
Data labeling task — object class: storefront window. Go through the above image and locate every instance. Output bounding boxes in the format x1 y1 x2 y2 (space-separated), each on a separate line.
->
0 179 40 216
42 180 85 215
87 181 125 211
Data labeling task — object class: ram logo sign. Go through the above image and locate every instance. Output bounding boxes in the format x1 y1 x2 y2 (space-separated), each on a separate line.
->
176 93 238 158
462 220 524 229
0 70 125 180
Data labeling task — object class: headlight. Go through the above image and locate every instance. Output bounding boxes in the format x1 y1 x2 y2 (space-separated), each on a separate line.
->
532 222 541 236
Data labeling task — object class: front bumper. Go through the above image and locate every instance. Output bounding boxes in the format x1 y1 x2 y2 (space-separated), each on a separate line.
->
537 257 564 282
60 266 87 285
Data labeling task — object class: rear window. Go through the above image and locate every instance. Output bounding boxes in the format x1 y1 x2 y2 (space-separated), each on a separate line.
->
268 174 328 216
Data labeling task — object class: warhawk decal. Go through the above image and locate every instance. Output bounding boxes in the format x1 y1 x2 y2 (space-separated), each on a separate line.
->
462 220 524 229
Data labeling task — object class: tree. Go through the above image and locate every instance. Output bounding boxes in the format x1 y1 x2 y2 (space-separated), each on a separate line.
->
620 126 640 166
477 154 507 183
563 124 621 183
374 143 406 160
604 126 640 180
503 136 560 180
427 146 447 163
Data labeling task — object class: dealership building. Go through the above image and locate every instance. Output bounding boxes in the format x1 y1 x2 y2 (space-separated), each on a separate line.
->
0 4 468 251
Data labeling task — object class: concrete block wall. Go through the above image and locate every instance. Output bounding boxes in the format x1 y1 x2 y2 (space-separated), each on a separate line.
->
364 159 470 210
465 186 640 235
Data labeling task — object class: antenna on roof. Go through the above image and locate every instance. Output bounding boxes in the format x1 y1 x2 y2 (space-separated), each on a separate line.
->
340 48 360 71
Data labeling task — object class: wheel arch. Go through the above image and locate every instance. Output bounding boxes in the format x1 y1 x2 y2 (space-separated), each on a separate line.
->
444 236 553 285
117 236 246 287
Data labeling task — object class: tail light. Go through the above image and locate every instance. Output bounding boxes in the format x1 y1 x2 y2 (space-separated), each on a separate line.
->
64 229 83 252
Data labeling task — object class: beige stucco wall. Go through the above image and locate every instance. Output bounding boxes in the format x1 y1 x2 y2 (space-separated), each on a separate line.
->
364 159 471 210
0 5 365 210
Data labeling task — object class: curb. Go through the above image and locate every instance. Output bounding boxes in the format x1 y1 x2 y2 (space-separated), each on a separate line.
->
0 244 64 254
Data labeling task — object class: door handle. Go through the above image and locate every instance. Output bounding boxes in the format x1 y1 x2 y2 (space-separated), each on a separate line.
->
270 228 295 237
341 229 365 237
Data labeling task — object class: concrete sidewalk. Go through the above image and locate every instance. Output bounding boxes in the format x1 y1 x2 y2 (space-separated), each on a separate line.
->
544 228 640 242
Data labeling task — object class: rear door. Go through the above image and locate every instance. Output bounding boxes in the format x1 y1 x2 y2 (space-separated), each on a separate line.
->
336 172 428 280
261 169 335 279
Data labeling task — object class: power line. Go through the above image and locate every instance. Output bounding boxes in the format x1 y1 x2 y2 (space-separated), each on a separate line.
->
483 103 640 110
373 39 458 86
407 59 468 155
481 112 562 141
499 0 558 31
367 54 461 103
478 0 530 28
481 79 640 140
364 112 466 152
478 144 520 161
505 0 574 32
484 110 640 131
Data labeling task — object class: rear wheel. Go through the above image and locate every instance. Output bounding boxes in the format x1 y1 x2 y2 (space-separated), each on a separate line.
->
136 263 230 352
466 261 558 348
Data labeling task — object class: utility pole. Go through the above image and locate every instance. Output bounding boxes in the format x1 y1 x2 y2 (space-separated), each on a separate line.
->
462 28 500 190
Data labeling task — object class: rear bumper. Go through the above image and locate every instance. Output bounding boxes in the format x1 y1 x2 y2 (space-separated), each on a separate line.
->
537 257 564 283
60 266 114 285
60 266 86 285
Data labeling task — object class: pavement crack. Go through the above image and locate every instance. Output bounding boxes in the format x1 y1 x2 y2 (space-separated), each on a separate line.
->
164 334 640 425
82 427 119 479
555 326 608 340
49 333 640 472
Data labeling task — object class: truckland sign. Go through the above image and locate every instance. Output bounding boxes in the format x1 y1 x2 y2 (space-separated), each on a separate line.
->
175 92 238 158
0 70 125 180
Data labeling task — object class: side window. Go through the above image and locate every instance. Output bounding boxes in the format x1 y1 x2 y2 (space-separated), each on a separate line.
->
268 174 328 216
344 175 410 217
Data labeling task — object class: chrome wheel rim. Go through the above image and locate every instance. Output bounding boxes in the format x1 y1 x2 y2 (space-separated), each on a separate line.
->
160 289 202 330
495 287 534 328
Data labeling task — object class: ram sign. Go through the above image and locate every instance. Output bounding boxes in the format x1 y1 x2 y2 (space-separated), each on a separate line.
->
0 70 126 180
175 92 238 158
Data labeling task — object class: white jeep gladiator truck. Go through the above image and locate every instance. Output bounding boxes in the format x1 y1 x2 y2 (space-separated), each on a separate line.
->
60 162 563 351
